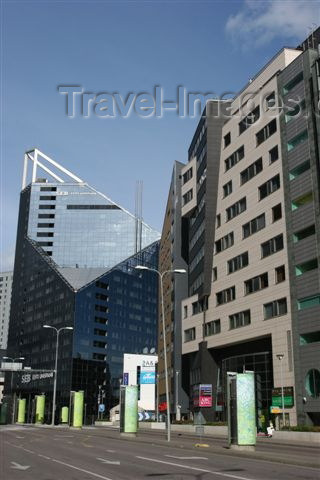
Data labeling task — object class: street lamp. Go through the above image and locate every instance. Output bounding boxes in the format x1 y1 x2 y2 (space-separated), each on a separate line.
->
2 356 25 424
43 325 73 426
135 265 186 441
276 353 285 429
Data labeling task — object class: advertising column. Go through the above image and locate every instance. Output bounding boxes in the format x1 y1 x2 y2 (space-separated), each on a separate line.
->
35 395 45 424
72 391 84 428
122 386 138 436
17 398 26 424
236 372 256 448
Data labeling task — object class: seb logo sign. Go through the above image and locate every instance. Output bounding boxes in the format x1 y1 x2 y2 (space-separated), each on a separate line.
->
142 360 155 368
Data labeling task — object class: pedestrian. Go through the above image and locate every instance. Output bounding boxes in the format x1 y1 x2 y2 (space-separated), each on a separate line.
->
267 421 274 437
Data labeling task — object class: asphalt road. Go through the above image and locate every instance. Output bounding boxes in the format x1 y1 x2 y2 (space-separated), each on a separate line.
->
1 425 319 480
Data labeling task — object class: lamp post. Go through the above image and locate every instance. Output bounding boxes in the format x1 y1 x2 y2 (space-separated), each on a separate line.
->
276 353 285 429
2 356 25 424
43 325 73 426
135 265 186 442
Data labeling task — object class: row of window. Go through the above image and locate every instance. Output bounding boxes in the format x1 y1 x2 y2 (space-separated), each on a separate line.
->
185 296 288 341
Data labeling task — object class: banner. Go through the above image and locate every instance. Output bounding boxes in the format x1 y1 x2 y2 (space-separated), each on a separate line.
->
140 371 155 384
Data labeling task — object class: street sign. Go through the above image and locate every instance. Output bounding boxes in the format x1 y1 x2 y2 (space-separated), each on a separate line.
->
98 404 105 413
123 373 129 385
138 411 151 421
193 411 206 425
272 386 294 407
270 406 281 414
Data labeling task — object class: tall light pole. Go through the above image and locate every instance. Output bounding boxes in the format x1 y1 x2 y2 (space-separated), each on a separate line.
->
2 356 25 423
135 265 186 442
276 353 285 429
43 325 73 426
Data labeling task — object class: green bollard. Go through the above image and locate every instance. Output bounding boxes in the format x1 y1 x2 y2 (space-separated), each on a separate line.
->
0 403 8 424
61 406 69 424
35 395 45 424
72 391 84 428
17 399 26 424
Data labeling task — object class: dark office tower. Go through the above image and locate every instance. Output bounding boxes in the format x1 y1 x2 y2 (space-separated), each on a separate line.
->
181 30 320 426
6 150 159 421
180 100 231 420
158 161 188 419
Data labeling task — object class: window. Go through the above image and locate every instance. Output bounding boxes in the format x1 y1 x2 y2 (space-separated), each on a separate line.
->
183 167 193 184
226 197 246 221
183 305 188 318
293 224 315 243
305 369 320 398
300 331 320 345
289 160 310 180
225 145 244 171
216 214 221 228
264 298 287 319
37 223 54 228
216 286 236 305
272 203 282 222
39 195 56 200
38 214 55 219
261 234 283 258
36 232 54 237
295 258 318 276
285 99 306 123
223 180 232 197
269 145 279 164
283 72 303 94
204 319 221 336
215 232 234 253
184 327 196 342
224 132 231 148
256 119 277 145
229 310 251 330
39 205 55 210
245 272 268 295
291 191 313 210
40 187 57 192
212 267 217 282
259 174 280 200
242 213 265 239
67 204 120 210
183 189 193 206
228 252 248 274
239 106 260 134
298 295 320 310
275 265 286 283
37 241 53 247
287 130 308 151
265 92 276 109
240 158 263 185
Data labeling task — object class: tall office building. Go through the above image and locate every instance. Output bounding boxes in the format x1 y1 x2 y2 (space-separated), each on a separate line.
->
181 31 320 426
6 150 160 420
0 271 13 349
158 161 188 418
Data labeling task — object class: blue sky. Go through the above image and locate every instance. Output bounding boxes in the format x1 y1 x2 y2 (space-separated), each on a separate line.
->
1 0 318 271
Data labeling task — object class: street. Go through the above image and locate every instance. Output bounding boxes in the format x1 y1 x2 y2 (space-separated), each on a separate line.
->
0 426 319 480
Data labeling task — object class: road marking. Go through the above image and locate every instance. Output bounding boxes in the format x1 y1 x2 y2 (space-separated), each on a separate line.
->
21 447 35 454
11 461 30 471
166 455 208 460
38 454 51 460
96 457 120 465
51 458 113 480
15 436 25 439
106 450 115 453
136 456 256 480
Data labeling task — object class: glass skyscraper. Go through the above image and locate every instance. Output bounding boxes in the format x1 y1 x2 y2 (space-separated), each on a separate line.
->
6 150 160 422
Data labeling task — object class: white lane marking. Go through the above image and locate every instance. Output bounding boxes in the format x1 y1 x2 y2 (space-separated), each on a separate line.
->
11 461 30 471
136 456 257 480
166 455 208 460
21 447 35 454
106 450 115 453
51 458 114 480
38 454 51 460
15 436 25 439
96 457 120 465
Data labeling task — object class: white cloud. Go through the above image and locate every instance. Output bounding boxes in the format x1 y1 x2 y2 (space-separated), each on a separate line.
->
226 0 319 48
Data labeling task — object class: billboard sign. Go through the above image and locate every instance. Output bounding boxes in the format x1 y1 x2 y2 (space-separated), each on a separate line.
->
272 386 294 407
193 384 212 408
123 372 129 385
140 371 155 384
